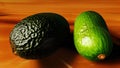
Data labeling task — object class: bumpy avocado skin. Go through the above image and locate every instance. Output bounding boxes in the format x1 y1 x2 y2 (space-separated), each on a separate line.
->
10 13 70 59
74 11 113 61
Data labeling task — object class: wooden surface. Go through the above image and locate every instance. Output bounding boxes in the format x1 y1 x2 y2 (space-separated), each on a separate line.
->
0 0 120 68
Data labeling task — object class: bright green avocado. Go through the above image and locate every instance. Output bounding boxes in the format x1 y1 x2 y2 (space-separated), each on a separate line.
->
74 11 113 61
10 13 70 59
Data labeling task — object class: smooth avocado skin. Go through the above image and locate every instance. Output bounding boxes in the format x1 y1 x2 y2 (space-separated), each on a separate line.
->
74 11 113 61
10 13 70 59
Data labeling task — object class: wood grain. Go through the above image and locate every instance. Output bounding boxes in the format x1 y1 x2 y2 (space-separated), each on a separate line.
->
0 0 120 68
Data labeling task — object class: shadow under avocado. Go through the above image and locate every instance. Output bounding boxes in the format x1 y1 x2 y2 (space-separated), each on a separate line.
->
39 48 77 68
36 33 78 68
108 43 120 60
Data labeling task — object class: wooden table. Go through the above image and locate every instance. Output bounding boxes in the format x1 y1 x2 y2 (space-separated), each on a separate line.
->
0 0 120 68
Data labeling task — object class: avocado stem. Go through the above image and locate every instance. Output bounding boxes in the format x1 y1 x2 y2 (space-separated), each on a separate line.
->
97 54 106 60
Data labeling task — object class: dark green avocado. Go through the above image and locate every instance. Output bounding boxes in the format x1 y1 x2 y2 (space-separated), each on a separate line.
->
10 13 70 59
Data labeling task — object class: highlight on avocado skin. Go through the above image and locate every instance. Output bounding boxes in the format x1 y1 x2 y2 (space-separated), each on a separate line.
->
10 13 70 59
74 11 113 61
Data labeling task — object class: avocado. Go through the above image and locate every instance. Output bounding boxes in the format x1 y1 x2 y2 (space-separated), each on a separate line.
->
74 11 113 61
10 13 70 59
